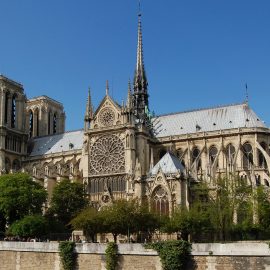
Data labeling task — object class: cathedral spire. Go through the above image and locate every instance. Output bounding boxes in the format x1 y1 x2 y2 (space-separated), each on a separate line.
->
133 10 149 122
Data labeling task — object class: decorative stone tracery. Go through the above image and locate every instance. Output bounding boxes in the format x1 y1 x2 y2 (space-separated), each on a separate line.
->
98 108 115 127
89 134 125 175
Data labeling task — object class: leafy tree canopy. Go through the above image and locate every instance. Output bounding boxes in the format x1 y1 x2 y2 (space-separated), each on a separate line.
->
0 173 47 224
49 180 88 226
7 215 48 238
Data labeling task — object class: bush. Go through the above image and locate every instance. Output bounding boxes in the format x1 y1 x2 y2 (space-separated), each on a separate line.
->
105 242 118 270
146 240 191 270
59 241 76 270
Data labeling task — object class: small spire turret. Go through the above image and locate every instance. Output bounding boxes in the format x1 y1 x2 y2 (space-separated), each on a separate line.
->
84 87 93 130
106 80 109 96
126 79 133 109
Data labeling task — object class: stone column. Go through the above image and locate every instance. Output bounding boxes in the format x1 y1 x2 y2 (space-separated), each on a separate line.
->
7 94 12 128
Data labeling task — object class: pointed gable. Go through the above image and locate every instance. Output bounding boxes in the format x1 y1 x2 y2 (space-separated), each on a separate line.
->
91 94 122 129
150 152 185 175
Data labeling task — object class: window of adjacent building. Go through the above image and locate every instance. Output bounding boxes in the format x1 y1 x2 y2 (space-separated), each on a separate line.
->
4 92 9 124
29 110 33 137
226 144 236 168
48 112 51 135
243 142 253 169
192 147 201 170
35 109 39 137
11 94 16 128
258 142 267 169
209 145 218 167
53 113 57 134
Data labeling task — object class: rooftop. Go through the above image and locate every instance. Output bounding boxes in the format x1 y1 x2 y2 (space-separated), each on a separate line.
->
29 129 83 157
152 103 266 137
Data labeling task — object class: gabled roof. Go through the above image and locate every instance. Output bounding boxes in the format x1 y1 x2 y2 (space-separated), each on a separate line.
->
152 103 266 138
150 152 185 175
29 130 84 157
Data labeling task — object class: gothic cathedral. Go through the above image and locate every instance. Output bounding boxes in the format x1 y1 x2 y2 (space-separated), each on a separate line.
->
0 14 270 215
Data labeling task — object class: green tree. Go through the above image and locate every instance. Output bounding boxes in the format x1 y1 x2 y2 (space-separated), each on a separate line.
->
256 186 270 238
7 215 48 238
101 200 138 242
70 206 103 242
0 173 47 225
49 180 88 226
191 176 252 241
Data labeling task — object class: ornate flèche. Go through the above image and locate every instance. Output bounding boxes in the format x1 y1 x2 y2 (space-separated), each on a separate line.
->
89 134 125 175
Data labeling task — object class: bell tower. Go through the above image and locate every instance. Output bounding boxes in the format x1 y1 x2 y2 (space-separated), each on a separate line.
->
0 75 28 174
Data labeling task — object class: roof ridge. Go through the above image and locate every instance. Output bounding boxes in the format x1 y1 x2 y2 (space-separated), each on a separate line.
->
155 102 245 118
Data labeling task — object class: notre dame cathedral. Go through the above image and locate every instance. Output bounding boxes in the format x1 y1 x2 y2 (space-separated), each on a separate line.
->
0 14 270 214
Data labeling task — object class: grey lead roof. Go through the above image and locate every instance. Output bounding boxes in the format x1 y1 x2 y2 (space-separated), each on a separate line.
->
150 152 185 176
152 103 266 138
28 103 267 157
29 130 84 157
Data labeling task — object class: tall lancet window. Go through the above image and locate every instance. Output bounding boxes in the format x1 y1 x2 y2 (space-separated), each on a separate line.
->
243 143 253 169
48 111 51 135
209 146 218 168
53 113 57 134
226 144 235 170
258 142 267 169
29 110 34 138
35 109 39 137
151 185 169 215
4 92 9 124
11 94 16 128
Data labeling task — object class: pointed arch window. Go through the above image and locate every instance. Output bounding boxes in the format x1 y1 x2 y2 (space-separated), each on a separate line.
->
192 147 201 170
258 142 267 169
29 110 34 137
209 146 218 168
48 111 51 135
226 144 236 169
243 143 253 169
4 92 9 124
151 186 169 215
35 109 39 136
11 94 16 128
53 113 57 134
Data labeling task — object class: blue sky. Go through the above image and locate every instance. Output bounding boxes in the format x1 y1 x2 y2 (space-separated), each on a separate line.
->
0 0 270 130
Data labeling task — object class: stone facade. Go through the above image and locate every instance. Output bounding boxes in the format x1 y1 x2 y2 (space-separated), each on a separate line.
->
0 14 270 214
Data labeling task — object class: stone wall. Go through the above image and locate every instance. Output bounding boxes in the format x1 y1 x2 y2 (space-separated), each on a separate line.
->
0 241 270 269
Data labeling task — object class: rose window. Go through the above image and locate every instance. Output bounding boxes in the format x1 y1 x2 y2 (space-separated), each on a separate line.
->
99 108 115 127
89 135 125 175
